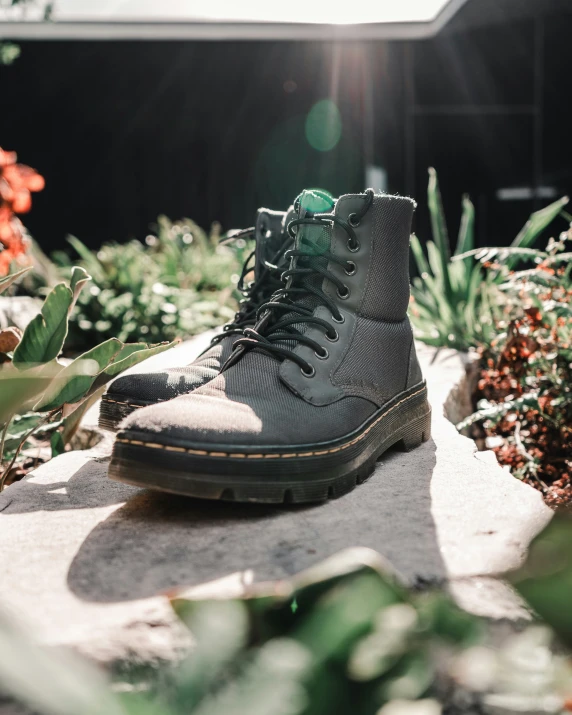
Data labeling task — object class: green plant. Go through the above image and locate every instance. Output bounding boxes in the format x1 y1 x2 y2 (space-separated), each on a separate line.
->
2 547 572 715
0 550 480 715
0 266 176 489
409 168 569 351
54 216 246 351
456 224 572 505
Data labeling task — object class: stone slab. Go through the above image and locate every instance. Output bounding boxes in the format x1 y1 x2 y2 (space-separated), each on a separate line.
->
0 338 553 666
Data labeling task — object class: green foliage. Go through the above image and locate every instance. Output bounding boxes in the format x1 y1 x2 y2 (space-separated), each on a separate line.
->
0 266 31 292
511 516 572 648
457 226 572 497
3 547 572 715
458 229 572 506
0 550 479 715
0 268 176 489
55 217 246 350
409 168 569 351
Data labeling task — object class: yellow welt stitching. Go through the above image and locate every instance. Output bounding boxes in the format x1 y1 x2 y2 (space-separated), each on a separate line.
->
118 387 426 460
103 397 148 409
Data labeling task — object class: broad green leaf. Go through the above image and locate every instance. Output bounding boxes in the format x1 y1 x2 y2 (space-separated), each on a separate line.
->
410 234 430 277
0 368 57 424
12 283 73 368
69 266 91 312
410 287 439 316
0 266 32 296
34 338 123 411
447 256 466 296
510 516 572 648
455 194 475 258
415 593 482 646
88 340 177 394
112 343 150 362
511 195 569 249
426 241 445 290
167 601 250 712
456 195 476 287
427 168 453 301
50 431 65 458
417 266 454 326
61 386 105 441
463 264 484 339
294 571 400 662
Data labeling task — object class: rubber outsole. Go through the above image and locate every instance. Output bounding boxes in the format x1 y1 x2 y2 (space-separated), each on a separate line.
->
108 382 431 505
98 395 153 432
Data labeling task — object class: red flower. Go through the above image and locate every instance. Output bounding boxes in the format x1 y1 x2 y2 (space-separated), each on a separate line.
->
0 147 44 276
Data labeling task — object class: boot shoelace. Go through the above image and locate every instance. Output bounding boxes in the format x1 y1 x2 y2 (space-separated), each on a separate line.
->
227 189 374 374
211 229 292 345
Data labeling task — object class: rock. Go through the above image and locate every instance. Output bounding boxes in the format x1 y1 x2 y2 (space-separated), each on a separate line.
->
0 296 42 332
0 338 553 669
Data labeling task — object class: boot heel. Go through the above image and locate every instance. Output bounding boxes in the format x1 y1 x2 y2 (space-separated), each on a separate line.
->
395 411 432 452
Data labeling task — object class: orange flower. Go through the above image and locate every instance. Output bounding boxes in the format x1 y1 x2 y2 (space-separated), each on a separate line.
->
0 150 45 215
0 147 44 276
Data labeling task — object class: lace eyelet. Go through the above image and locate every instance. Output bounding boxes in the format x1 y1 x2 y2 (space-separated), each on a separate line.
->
332 313 345 324
337 286 350 300
315 347 329 360
301 364 315 377
326 330 339 342
345 261 357 276
348 213 360 228
347 240 360 253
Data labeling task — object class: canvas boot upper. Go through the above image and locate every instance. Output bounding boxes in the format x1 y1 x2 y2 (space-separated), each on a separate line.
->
99 206 294 429
117 189 424 447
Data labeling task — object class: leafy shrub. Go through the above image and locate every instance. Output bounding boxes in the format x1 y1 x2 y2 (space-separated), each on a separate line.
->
409 168 568 351
457 224 572 507
2 545 572 715
54 216 247 351
0 266 175 489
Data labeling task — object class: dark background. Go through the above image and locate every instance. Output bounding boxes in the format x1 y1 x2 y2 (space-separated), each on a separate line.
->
1 0 571 251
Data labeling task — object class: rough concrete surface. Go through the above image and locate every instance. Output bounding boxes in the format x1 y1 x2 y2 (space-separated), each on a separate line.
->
0 337 553 667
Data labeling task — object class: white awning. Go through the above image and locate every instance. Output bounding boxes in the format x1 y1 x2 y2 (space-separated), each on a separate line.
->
0 0 468 39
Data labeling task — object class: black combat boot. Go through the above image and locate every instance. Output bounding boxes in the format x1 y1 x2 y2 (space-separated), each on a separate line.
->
99 207 293 430
109 189 431 503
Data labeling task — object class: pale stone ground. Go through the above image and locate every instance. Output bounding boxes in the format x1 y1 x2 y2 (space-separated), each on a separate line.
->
0 336 553 668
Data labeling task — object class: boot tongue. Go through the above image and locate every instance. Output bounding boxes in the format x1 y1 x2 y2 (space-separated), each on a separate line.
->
259 188 336 353
288 188 336 311
295 189 336 255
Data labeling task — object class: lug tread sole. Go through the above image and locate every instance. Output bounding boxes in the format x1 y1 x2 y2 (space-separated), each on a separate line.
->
108 384 432 505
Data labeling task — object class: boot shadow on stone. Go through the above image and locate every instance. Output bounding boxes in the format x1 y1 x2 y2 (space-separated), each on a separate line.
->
67 437 439 603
